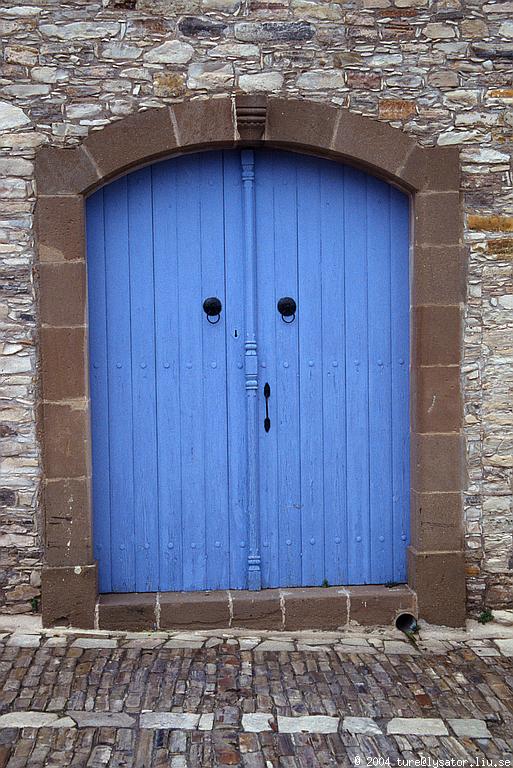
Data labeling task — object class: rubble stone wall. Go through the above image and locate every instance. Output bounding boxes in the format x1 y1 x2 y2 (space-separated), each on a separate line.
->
0 0 512 615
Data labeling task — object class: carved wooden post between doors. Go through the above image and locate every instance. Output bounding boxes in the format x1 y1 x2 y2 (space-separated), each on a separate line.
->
241 149 262 590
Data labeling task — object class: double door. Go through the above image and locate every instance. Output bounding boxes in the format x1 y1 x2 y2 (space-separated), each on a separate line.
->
86 149 410 593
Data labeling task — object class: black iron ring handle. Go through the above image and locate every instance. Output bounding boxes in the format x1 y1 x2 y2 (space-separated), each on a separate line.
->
277 296 296 323
203 297 222 324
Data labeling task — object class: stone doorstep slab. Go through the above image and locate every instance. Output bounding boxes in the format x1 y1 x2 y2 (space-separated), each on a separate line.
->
96 584 416 632
6 634 41 648
71 637 118 649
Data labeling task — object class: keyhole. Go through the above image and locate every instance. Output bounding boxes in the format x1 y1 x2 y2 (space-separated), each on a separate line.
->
233 329 238 338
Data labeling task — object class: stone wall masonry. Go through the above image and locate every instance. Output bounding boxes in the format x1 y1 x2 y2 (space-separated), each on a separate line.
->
0 0 512 616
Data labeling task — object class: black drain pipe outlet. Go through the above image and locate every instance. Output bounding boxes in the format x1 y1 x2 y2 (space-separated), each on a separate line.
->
395 612 418 635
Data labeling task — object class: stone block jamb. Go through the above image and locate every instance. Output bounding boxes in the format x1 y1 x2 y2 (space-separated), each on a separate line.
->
34 95 466 629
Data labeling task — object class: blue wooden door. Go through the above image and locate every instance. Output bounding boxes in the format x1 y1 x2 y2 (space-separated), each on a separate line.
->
255 151 410 587
87 149 409 593
87 152 247 593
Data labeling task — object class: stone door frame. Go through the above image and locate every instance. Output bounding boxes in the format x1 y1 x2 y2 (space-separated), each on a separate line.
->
35 95 466 628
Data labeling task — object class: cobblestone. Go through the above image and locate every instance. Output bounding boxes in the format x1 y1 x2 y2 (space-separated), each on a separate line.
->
0 628 511 764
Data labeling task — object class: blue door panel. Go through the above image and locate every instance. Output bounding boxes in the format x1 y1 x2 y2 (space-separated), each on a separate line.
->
86 149 410 593
319 162 347 586
152 159 183 592
255 153 302 588
390 186 411 581
254 151 410 588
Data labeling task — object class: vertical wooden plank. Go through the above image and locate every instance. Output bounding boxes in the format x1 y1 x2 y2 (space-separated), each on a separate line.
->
344 167 371 585
103 177 136 592
273 153 302 587
199 152 230 590
127 167 159 592
390 187 410 582
366 177 394 584
176 155 207 590
297 155 325 586
319 162 347 586
223 151 248 589
86 190 112 593
152 159 183 591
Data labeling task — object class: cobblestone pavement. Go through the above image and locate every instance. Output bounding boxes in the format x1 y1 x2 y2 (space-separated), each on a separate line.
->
0 622 512 767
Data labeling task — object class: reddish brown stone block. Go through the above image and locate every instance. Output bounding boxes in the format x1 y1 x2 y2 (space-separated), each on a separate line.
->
348 585 417 626
413 305 462 366
403 145 460 192
413 245 466 305
408 547 466 627
38 262 86 327
283 587 348 630
44 477 93 565
42 564 97 628
411 491 463 551
173 97 236 151
415 192 462 246
84 107 177 182
413 364 462 433
335 112 417 187
35 145 100 196
41 327 87 401
266 98 339 156
346 70 381 90
378 99 417 121
43 402 89 479
98 593 156 631
486 237 513 255
160 591 230 629
231 589 283 629
412 433 463 493
468 214 513 232
36 196 84 262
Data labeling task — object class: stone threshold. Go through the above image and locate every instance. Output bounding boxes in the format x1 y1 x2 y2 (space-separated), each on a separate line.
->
97 584 417 631
0 711 492 740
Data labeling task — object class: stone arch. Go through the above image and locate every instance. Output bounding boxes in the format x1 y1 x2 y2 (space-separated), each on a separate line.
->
35 96 466 628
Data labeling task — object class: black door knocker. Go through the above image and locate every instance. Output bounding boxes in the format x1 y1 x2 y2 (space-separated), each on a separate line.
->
203 297 222 324
277 297 296 323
